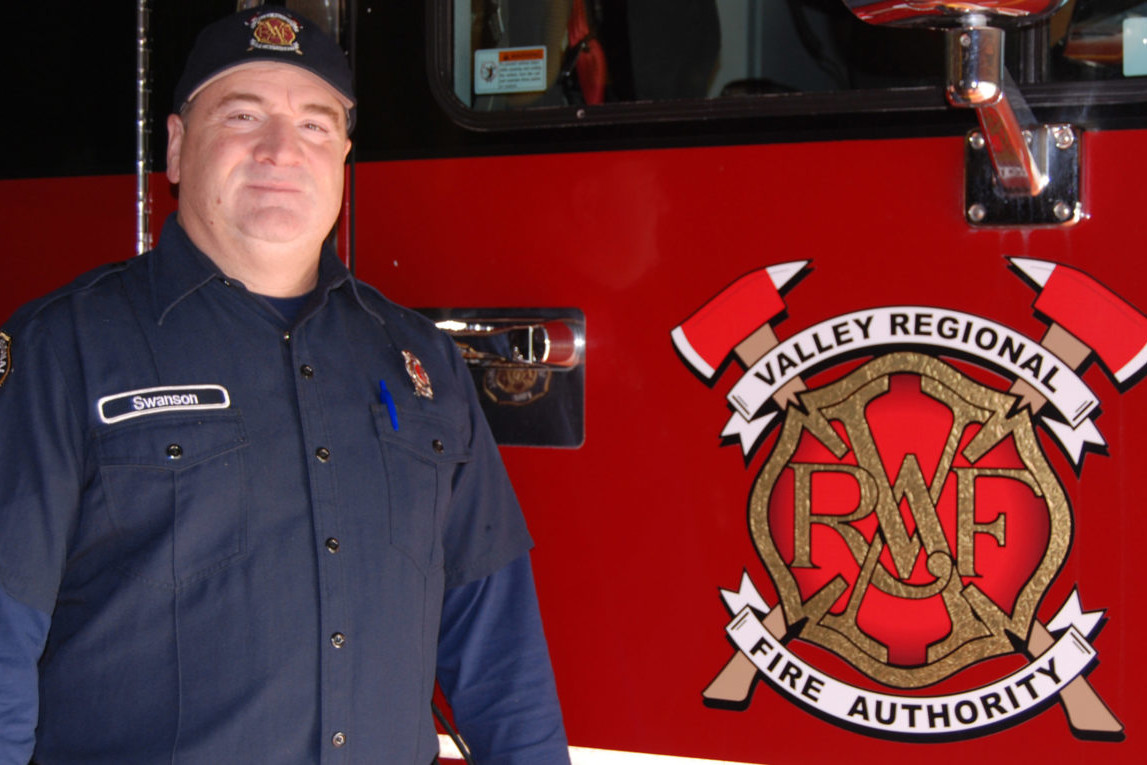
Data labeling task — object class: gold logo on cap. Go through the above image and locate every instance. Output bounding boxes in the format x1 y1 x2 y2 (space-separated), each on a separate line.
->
247 11 302 54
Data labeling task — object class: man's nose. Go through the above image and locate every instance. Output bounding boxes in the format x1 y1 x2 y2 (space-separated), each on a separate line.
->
253 117 304 165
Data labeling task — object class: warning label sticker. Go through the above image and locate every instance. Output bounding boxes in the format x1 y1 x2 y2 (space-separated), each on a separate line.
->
474 46 547 95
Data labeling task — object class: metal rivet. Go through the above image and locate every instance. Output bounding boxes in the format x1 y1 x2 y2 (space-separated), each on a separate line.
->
1053 126 1075 150
331 731 346 748
315 447 331 462
576 108 586 119
330 632 346 649
300 364 314 378
325 537 340 553
1053 201 1074 222
432 439 445 454
968 131 985 150
166 443 183 460
967 203 987 223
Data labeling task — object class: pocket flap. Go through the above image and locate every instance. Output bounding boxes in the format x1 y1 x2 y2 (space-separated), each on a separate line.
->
96 412 248 468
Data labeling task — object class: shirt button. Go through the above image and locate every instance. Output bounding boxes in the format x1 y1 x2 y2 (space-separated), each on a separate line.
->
432 439 445 454
315 447 331 462
282 331 291 343
166 443 183 460
300 364 314 378
331 731 346 748
330 632 346 649
325 537 340 553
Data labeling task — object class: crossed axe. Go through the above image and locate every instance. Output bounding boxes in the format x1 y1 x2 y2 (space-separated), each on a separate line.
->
671 260 810 457
1004 257 1147 464
672 258 1147 464
673 258 1144 735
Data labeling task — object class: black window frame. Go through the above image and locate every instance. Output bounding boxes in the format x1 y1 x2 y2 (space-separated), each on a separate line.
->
423 0 1147 135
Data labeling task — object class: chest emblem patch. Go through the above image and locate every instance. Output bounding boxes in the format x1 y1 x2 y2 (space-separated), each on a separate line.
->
403 350 434 399
673 257 1145 742
98 385 231 424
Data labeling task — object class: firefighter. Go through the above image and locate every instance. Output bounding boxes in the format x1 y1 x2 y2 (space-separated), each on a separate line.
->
0 6 568 763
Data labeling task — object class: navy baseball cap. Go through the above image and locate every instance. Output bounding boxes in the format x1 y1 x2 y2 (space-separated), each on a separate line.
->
173 5 356 130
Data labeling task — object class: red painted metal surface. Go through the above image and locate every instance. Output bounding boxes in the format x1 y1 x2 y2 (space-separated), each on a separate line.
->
3 129 1146 763
353 130 1147 763
1 176 138 309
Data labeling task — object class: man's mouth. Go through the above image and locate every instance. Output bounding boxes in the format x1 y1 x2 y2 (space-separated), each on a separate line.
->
248 183 301 193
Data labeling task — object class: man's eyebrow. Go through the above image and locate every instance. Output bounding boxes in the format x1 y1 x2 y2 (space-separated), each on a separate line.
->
212 92 266 111
299 102 345 127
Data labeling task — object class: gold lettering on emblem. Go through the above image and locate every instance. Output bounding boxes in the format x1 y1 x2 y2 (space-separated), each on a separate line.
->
750 352 1070 688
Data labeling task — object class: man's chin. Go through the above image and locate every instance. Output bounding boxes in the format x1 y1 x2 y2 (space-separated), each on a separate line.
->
237 209 316 245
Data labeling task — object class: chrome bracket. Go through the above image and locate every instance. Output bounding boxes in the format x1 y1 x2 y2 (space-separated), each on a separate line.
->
964 123 1081 226
948 23 1081 226
842 3 1082 227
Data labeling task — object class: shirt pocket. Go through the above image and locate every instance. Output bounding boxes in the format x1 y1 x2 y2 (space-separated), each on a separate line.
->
95 411 249 589
371 406 471 574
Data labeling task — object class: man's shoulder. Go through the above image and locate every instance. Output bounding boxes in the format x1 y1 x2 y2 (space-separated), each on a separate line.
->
2 258 142 334
351 278 449 345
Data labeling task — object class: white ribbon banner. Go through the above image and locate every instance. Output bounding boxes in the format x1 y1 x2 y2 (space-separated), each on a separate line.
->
721 577 1103 738
724 307 1103 462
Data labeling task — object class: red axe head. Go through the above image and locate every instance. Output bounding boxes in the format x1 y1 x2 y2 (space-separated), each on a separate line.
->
1011 257 1147 384
672 261 808 380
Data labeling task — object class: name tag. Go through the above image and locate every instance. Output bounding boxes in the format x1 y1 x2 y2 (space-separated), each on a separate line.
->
98 385 231 424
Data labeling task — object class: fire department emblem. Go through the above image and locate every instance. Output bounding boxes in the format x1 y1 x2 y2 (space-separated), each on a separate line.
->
672 257 1144 741
0 331 11 389
247 11 302 54
402 350 434 399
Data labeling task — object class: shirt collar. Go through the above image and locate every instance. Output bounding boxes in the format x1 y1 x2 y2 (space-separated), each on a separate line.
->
149 215 381 326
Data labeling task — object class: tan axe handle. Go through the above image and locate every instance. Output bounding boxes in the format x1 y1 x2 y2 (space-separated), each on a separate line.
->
703 608 786 704
1011 323 1091 413
1028 620 1123 735
734 324 807 410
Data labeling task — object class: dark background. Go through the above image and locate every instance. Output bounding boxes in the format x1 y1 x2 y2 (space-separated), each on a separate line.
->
3 1 1145 179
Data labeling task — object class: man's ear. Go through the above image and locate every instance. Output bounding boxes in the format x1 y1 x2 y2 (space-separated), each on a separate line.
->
166 113 185 184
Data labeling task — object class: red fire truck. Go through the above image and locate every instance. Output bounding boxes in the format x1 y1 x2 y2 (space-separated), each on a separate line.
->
3 1 1147 763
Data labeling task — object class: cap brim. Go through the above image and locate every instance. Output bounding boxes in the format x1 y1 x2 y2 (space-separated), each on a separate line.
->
184 60 355 111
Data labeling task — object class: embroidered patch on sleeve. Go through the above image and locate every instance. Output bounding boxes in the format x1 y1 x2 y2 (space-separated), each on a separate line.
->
0 332 11 390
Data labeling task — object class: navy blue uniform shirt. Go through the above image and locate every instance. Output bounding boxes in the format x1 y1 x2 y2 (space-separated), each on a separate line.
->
0 219 568 764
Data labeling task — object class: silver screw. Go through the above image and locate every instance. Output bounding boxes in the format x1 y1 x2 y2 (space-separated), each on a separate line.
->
1053 201 1074 222
968 203 987 223
1052 126 1075 150
968 132 985 150
576 108 586 119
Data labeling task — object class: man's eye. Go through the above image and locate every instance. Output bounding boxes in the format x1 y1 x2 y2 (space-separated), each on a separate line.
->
302 121 329 133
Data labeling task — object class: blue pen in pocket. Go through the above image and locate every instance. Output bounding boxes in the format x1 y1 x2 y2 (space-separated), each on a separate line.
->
378 379 399 431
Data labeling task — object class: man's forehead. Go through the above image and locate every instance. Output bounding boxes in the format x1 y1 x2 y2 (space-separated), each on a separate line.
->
189 61 354 111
